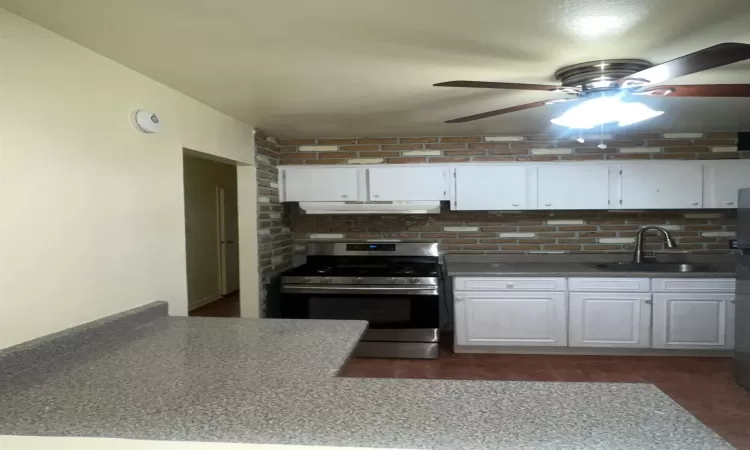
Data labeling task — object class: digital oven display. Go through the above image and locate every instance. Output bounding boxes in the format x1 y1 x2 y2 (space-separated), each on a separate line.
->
346 243 397 251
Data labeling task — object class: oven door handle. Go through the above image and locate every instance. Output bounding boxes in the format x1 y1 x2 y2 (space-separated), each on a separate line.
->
281 285 438 294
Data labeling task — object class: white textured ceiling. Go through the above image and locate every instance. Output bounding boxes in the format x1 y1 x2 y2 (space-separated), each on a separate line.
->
3 0 750 137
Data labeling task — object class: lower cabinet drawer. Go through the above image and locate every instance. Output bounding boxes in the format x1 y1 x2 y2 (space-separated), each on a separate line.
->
454 277 566 292
652 278 735 292
569 277 650 293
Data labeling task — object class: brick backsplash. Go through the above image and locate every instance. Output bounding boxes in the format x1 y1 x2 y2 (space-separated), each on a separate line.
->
255 135 293 314
290 208 737 255
278 132 741 164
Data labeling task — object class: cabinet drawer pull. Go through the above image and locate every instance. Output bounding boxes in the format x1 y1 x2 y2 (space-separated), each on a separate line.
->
341 195 348 199
723 201 735 205
512 203 520 207
373 194 380 198
544 203 552 207
690 201 699 206
644 299 653 304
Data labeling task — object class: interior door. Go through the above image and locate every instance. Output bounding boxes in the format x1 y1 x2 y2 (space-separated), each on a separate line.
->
217 187 240 295
537 164 614 210
620 162 703 209
703 160 750 208
367 166 449 201
453 165 537 210
568 292 652 348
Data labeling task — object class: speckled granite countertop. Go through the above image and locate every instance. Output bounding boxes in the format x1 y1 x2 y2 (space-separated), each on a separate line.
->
447 261 736 278
0 317 731 449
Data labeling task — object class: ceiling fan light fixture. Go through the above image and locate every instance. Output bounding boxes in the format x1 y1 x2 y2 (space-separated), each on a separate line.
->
550 96 663 129
616 102 664 126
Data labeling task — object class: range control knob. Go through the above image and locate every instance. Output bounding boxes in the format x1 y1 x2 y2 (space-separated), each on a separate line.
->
302 277 311 283
389 277 397 284
353 277 363 284
323 277 332 284
409 278 419 284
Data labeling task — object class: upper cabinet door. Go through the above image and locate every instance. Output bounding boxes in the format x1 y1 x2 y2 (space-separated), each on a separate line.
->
281 167 360 202
703 160 750 208
453 165 537 210
537 164 614 210
367 166 449 201
620 162 703 209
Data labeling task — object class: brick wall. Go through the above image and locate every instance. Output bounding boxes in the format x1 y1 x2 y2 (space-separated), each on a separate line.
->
290 209 736 254
254 135 293 315
278 132 741 164
282 131 741 255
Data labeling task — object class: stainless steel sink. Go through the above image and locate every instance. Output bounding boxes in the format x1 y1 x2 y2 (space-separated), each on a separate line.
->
593 262 713 273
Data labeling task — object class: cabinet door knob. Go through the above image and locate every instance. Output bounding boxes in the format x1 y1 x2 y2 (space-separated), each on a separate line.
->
644 299 653 304
506 282 514 288
730 300 736 304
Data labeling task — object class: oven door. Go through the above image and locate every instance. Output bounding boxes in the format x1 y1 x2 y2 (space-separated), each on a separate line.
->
280 285 439 330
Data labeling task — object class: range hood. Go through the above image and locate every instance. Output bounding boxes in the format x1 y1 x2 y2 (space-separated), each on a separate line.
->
299 201 441 215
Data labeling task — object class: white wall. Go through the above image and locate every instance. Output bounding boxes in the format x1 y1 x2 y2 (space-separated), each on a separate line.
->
183 154 239 309
0 9 259 350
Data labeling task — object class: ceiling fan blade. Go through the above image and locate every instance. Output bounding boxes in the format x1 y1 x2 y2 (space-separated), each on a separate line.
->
635 84 750 97
619 42 750 85
434 80 559 91
445 99 575 123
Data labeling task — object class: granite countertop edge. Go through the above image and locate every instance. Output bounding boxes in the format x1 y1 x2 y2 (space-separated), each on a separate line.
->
446 261 736 278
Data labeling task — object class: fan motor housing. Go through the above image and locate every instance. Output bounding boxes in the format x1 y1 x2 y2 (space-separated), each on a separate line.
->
555 59 653 93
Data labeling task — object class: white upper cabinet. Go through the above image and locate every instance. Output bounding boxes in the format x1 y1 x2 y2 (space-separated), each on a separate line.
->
281 167 360 202
538 164 615 210
280 160 735 210
367 166 449 201
703 160 750 208
453 165 537 210
620 162 703 209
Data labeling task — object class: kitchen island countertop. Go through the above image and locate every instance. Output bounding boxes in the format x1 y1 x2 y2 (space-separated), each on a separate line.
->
0 311 732 449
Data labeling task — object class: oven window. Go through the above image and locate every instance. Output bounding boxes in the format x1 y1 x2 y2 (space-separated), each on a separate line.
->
309 296 410 325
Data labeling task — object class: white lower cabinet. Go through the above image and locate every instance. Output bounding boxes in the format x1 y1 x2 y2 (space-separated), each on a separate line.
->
454 276 736 353
568 292 652 348
652 293 735 350
455 291 567 347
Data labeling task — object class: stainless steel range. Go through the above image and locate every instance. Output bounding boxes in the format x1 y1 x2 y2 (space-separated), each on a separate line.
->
279 242 441 359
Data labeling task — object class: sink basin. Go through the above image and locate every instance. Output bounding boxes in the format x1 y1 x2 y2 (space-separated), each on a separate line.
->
593 262 713 273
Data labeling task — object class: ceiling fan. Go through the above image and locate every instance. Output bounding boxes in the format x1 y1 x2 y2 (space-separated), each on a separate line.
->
434 42 750 128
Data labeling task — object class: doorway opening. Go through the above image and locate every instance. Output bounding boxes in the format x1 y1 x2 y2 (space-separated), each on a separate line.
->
182 150 240 317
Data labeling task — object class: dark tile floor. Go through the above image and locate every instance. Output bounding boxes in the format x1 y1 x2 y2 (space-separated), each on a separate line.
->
341 350 750 449
189 292 240 317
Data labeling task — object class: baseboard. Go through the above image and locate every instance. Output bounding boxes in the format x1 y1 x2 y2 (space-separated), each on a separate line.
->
189 293 223 311
454 345 734 357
